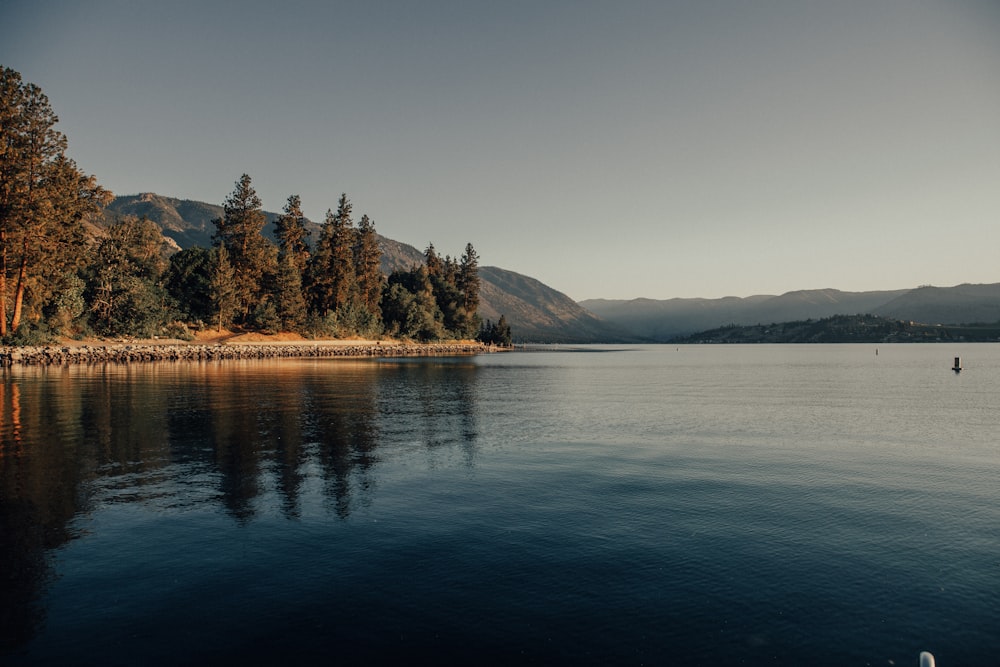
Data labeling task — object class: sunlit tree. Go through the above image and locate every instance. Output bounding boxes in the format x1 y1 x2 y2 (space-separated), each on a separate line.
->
212 174 277 323
0 66 111 336
355 214 383 318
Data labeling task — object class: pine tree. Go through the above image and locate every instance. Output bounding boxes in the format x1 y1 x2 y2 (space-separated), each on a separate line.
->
306 193 358 320
328 194 357 312
274 194 310 275
273 194 310 331
425 243 442 279
165 246 215 323
306 208 336 317
355 214 383 317
382 267 444 341
211 245 238 332
477 315 512 346
458 242 480 314
212 174 277 322
0 67 111 336
87 216 171 336
275 252 307 330
495 314 512 345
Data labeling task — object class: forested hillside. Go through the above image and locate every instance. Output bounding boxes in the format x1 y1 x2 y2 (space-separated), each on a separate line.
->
584 284 1000 341
106 193 629 343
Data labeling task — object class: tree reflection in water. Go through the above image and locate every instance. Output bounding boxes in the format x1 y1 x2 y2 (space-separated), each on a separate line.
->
0 357 480 652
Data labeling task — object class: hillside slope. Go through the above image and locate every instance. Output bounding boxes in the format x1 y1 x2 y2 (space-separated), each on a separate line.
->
478 267 637 343
873 284 1000 325
583 284 998 341
105 193 628 342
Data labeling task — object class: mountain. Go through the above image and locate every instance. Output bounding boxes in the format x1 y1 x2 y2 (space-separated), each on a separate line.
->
673 314 1000 344
873 284 1000 325
106 193 304 250
105 193 626 342
477 267 637 343
107 194 1000 343
583 284 1000 341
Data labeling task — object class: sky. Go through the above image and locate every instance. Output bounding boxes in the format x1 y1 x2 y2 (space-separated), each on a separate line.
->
2 0 999 301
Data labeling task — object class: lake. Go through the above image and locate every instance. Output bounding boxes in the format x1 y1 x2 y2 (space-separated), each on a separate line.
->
1 344 998 665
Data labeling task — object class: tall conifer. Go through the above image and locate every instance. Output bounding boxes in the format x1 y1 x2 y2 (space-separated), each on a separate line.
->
274 194 310 274
328 194 357 312
459 242 480 313
355 214 383 316
212 174 277 322
0 66 111 335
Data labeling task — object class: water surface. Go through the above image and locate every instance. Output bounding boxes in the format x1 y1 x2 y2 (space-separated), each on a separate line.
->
2 345 998 665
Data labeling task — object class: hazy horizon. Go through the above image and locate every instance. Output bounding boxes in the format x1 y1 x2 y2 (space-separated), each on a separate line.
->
3 0 999 301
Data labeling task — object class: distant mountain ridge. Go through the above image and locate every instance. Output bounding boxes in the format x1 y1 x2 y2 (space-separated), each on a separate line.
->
106 193 628 343
582 283 1000 341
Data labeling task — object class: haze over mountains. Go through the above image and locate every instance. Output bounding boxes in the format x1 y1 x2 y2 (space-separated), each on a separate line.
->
107 193 1000 343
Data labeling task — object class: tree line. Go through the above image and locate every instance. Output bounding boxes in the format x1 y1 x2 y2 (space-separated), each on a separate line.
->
1 65 511 345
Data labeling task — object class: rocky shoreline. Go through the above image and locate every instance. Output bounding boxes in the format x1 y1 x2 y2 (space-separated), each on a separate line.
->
0 342 497 366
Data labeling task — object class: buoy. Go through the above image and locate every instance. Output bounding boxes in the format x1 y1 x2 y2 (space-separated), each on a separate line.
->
952 356 962 372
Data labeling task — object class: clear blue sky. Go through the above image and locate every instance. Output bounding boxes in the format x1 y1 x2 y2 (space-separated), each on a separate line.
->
3 0 999 300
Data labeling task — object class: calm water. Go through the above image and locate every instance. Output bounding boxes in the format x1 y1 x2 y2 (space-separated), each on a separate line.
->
1 345 998 665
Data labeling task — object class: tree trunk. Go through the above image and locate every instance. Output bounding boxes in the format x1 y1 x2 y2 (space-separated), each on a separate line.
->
0 230 7 337
10 239 28 333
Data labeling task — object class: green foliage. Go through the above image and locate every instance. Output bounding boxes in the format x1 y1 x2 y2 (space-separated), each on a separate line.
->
355 214 383 317
211 245 238 332
165 246 215 322
275 253 308 331
312 298 383 339
0 76 488 345
381 268 445 341
2 320 56 346
306 194 357 317
212 174 278 323
274 194 311 275
43 273 87 335
0 66 112 335
478 315 512 346
247 300 280 334
459 242 480 313
86 217 174 337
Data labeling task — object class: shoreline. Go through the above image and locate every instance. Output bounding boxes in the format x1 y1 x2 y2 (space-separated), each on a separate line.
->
0 340 501 366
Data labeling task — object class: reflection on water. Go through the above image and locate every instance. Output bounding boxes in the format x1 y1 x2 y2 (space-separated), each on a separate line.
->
0 359 479 650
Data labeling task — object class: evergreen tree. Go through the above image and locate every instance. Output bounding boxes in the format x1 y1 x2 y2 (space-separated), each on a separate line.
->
495 314 512 345
381 267 444 341
306 208 336 317
354 214 383 317
275 252 307 330
274 194 310 274
0 66 112 336
211 245 238 332
478 315 512 346
273 194 310 331
424 243 442 279
212 174 277 322
306 193 356 318
165 246 215 323
87 216 171 336
329 193 357 312
458 242 480 313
